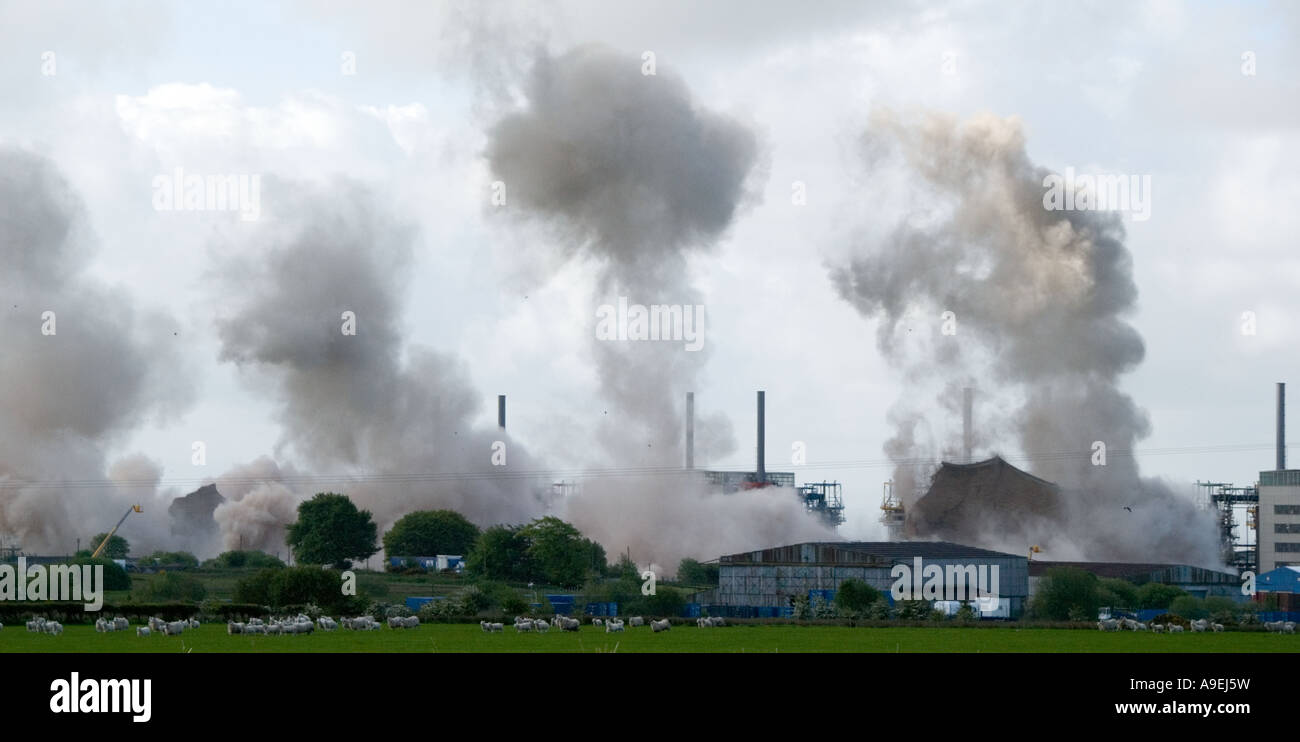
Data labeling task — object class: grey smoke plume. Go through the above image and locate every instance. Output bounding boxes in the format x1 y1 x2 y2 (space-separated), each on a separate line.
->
0 147 193 555
487 45 760 465
209 178 547 550
488 46 836 567
831 110 1219 565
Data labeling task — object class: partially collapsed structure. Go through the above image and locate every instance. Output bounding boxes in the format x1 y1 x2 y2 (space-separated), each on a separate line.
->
904 456 1061 548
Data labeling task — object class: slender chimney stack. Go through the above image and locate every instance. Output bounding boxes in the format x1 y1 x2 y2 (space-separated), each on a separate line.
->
685 392 695 469
1278 382 1286 471
498 394 506 430
756 390 766 482
963 387 973 463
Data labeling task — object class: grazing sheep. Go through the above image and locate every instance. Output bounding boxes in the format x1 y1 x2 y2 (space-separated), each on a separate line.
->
709 617 726 627
148 617 164 633
1190 619 1209 633
606 620 625 633
1151 623 1165 633
650 619 671 633
187 618 200 629
44 621 64 635
592 618 604 627
559 617 581 632
1097 619 1120 632
228 621 244 635
244 623 267 635
163 621 186 636
1169 625 1185 633
266 624 283 636
1211 623 1225 632
534 619 550 633
26 618 45 632
696 617 711 628
317 616 338 631
514 619 533 632
95 617 109 633
628 616 645 627
136 627 150 637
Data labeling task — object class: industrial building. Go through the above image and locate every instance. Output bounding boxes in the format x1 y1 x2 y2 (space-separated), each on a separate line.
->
1027 560 1242 601
693 541 1029 618
904 456 1061 546
1253 565 1300 614
1258 470 1300 572
687 391 845 527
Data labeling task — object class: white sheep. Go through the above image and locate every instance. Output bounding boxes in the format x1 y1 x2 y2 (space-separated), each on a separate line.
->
651 619 671 632
26 618 45 632
696 617 711 628
606 620 625 633
1150 623 1165 633
514 619 534 632
1190 618 1209 633
1211 623 1224 632
534 619 550 633
560 617 580 632
709 617 726 627
592 618 604 627
1285 622 1297 634
136 626 151 637
163 621 186 636
266 624 283 636
1169 624 1185 633
1096 619 1119 631
628 616 645 627
95 617 109 633
228 621 244 635
45 621 64 635
317 616 338 631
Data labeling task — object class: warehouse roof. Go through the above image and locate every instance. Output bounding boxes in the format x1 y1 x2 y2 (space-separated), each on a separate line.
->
1028 560 1238 583
719 540 1024 565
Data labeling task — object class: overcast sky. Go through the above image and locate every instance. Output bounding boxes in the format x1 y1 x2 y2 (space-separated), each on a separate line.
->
2 0 1297 548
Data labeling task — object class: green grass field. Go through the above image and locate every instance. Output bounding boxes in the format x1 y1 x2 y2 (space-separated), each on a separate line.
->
4 623 1298 653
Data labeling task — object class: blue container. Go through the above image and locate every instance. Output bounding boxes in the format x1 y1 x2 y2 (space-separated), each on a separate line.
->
405 596 442 612
683 603 701 618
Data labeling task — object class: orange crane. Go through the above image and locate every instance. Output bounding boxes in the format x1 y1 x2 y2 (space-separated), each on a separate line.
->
91 505 142 558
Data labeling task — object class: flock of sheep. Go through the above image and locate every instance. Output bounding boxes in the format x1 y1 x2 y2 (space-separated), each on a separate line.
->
1096 617 1296 634
478 615 717 634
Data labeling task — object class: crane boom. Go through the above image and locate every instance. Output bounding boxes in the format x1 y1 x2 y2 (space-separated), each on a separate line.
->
91 505 142 559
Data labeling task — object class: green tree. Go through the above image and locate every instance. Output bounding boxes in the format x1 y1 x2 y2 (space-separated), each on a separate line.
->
1169 595 1208 620
520 516 606 587
202 550 286 569
68 557 131 591
466 525 532 581
285 493 378 568
1137 582 1187 610
89 533 130 559
1204 596 1237 623
134 571 207 601
234 566 354 612
834 579 881 615
1030 567 1101 621
141 551 199 569
383 509 480 558
1098 578 1139 610
676 558 719 586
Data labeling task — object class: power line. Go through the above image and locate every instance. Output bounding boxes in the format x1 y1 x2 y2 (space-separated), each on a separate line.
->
0 441 1288 492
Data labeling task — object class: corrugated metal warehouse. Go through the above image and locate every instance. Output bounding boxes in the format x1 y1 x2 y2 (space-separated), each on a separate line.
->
696 541 1029 618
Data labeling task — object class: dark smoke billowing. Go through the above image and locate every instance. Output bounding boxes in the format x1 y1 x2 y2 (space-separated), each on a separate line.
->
208 178 548 552
0 148 193 554
488 47 836 569
831 110 1219 565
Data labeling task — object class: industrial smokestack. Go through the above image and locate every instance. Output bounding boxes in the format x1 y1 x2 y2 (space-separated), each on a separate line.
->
685 392 695 469
963 387 973 463
498 395 506 430
1278 383 1286 471
756 390 766 482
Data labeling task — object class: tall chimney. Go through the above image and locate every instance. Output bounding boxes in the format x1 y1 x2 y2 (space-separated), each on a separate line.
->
498 394 506 430
1278 382 1286 471
685 392 695 469
963 387 973 463
756 390 766 482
